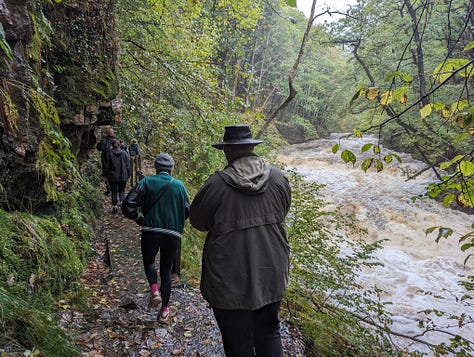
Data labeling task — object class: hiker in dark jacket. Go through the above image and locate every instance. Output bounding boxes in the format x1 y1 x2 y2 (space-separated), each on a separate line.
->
106 139 131 213
190 124 291 357
135 153 190 323
120 140 128 153
129 139 140 157
96 127 116 195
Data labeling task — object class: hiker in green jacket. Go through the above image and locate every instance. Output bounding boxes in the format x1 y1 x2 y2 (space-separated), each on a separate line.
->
136 153 190 323
190 125 291 357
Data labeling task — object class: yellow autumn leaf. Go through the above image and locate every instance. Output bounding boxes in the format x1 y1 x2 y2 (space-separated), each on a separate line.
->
365 87 379 100
459 161 474 177
455 112 469 128
441 106 450 119
398 93 407 105
420 104 432 119
451 100 469 113
456 193 470 208
380 90 392 106
433 62 455 83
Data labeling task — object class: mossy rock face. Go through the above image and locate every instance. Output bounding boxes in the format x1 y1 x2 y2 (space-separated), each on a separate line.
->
0 1 44 210
44 0 120 124
0 0 120 211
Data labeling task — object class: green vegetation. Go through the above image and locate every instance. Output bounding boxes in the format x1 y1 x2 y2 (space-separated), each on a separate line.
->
0 22 13 60
0 288 79 356
31 91 76 201
0 121 101 353
1 0 472 354
0 87 101 354
330 0 473 207
114 0 473 354
0 202 96 355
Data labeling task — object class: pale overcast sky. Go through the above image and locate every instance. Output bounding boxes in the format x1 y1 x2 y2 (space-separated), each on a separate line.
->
297 0 356 21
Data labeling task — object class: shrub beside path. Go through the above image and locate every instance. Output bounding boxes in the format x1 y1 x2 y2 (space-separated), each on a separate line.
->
62 180 308 356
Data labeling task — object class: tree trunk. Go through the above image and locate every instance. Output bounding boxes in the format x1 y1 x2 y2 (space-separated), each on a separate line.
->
404 0 428 107
256 0 319 139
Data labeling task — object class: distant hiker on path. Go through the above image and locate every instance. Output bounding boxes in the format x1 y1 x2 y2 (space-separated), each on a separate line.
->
135 153 190 323
105 139 131 214
190 124 292 357
120 140 128 153
96 127 116 195
129 139 140 157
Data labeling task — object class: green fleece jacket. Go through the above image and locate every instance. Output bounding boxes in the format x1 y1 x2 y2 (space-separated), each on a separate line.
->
137 172 189 238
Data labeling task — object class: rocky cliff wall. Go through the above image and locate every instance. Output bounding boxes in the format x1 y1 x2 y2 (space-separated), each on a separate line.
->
0 0 119 211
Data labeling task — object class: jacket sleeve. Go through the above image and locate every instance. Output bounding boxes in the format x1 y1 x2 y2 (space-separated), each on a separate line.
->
190 175 219 231
180 182 191 220
185 200 190 220
274 169 292 217
282 175 291 215
135 180 146 209
96 138 106 151
103 150 113 176
125 153 131 178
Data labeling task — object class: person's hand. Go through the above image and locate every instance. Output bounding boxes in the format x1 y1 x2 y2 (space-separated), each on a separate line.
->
135 212 144 226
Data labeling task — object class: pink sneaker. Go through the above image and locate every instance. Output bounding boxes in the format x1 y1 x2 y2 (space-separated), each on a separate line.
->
148 291 161 308
159 306 170 323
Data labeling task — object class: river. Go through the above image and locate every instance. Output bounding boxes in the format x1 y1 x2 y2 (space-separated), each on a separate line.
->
277 134 474 354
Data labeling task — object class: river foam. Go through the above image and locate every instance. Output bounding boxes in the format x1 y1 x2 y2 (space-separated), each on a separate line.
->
278 134 474 354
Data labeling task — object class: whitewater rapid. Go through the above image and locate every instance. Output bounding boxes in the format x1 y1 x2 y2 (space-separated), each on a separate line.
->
278 134 473 354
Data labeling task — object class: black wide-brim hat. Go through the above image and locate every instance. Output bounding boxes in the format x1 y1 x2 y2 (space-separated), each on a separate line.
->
212 124 263 149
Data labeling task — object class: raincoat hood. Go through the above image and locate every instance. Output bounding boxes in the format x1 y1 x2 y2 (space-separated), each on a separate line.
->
112 148 123 156
218 153 270 193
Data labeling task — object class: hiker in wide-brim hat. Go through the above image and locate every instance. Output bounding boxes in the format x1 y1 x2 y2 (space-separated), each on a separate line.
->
212 124 263 149
190 124 291 356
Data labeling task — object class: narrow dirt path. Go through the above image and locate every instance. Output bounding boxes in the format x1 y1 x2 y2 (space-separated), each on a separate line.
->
62 178 309 356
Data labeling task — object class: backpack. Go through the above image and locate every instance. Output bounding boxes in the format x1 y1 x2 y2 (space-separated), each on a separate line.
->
121 185 143 224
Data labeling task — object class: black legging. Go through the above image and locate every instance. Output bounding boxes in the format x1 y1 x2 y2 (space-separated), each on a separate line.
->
140 231 179 307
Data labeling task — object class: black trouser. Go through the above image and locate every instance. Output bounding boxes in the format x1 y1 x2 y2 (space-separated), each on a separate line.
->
171 239 181 276
109 180 127 206
141 231 179 307
212 301 283 357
